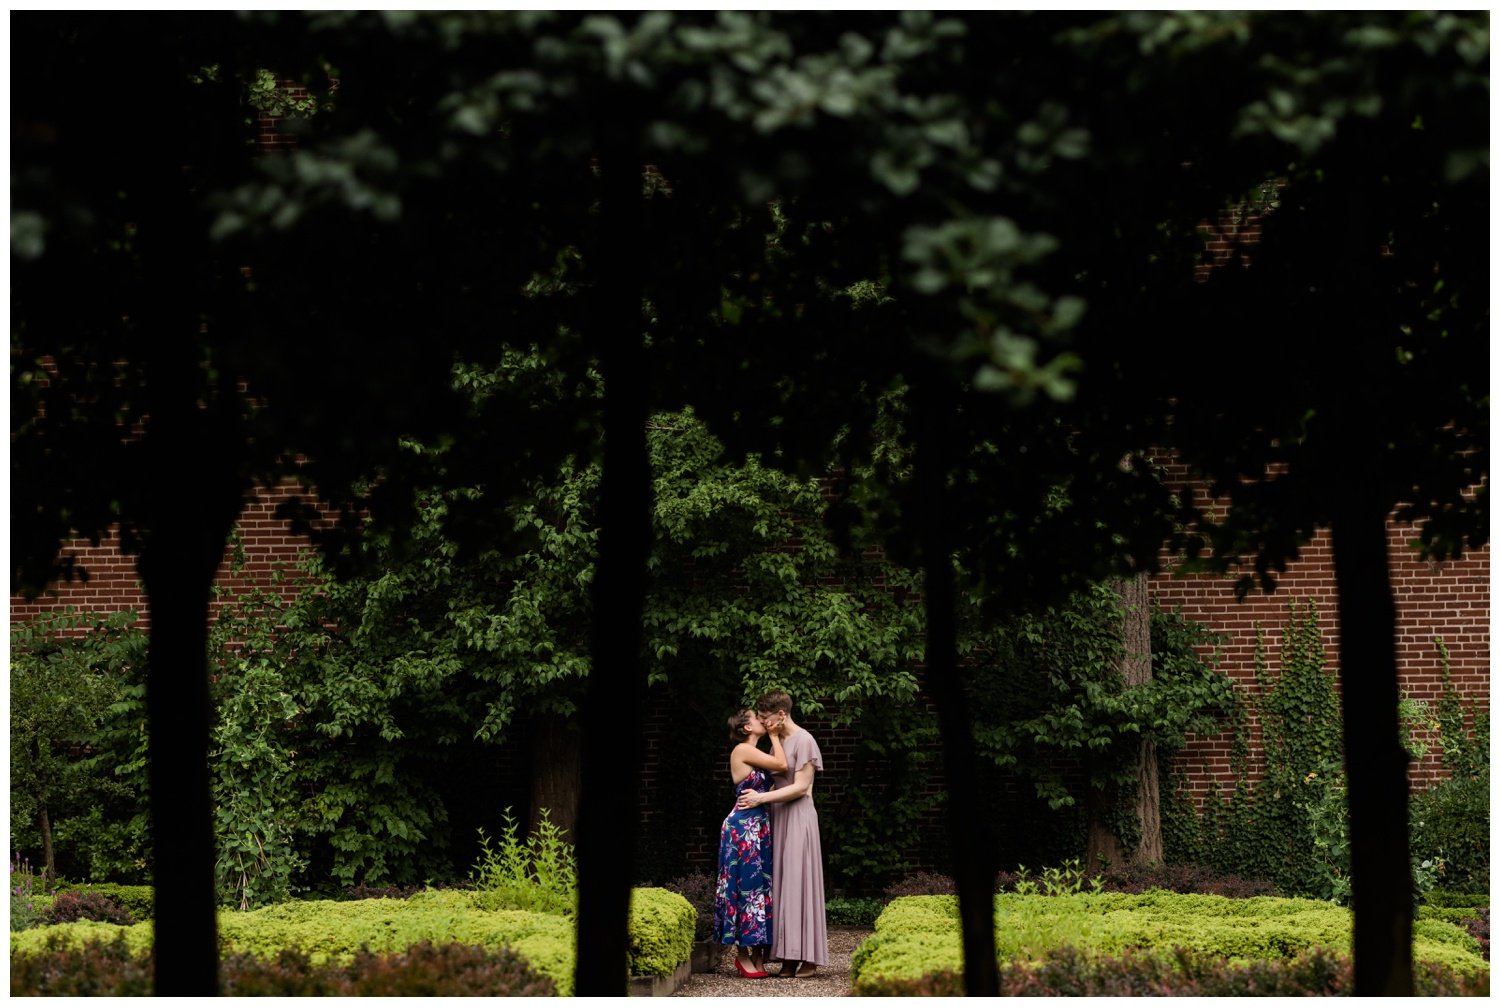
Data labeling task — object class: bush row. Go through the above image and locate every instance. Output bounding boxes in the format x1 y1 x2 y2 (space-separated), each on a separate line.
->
881 862 1276 900
11 887 695 996
853 945 1489 996
850 893 1489 992
11 937 555 996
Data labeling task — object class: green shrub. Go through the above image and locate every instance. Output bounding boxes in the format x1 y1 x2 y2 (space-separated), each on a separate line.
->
10 856 43 932
223 891 577 993
852 944 1489 996
1413 775 1489 892
1425 889 1490 910
1421 905 1481 927
827 897 884 927
1413 917 1484 955
10 894 574 994
52 883 153 921
627 888 695 977
10 886 694 993
851 893 1491 991
10 935 556 996
10 920 154 959
470 810 578 917
9 896 41 933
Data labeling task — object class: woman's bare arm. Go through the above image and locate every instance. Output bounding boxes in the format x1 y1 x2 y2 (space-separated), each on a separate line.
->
737 762 813 808
733 730 787 776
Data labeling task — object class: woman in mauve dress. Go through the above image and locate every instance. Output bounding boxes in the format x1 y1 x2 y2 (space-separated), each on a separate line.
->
736 690 826 979
713 708 787 979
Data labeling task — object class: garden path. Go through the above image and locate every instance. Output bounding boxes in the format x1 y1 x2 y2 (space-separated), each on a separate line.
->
673 927 873 997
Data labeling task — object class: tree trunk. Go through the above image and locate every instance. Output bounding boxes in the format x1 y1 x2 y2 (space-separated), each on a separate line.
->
574 134 650 997
137 332 246 995
39 805 55 883
1083 782 1124 874
140 508 239 995
1084 573 1157 872
1132 739 1162 865
1119 574 1160 865
529 714 581 841
1331 502 1413 995
914 379 999 997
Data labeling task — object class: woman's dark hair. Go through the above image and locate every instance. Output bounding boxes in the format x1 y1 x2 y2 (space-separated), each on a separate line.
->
727 708 754 744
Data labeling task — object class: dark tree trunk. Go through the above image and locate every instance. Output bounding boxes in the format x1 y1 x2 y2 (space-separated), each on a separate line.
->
574 134 650 996
1083 782 1124 875
914 380 999 997
529 714 581 840
136 325 246 995
139 487 241 995
141 549 222 995
1331 502 1413 995
39 805 55 882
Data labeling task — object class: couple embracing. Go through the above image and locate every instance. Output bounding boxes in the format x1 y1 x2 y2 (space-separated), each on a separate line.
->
712 690 826 980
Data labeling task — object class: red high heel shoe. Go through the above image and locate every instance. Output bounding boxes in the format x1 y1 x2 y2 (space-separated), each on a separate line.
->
734 954 768 979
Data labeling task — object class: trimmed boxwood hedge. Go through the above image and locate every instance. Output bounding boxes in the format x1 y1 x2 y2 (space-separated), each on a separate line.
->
854 945 1488 996
626 887 696 978
11 886 695 996
12 937 559 996
850 893 1489 994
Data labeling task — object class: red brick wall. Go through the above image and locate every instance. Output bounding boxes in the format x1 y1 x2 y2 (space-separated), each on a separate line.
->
11 474 1488 802
1154 515 1489 801
9 483 318 632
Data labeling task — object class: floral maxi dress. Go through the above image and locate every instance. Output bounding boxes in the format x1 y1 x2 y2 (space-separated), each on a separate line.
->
713 767 774 947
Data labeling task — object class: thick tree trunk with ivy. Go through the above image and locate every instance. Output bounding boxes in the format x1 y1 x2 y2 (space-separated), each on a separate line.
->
1121 575 1161 865
1331 501 1413 995
574 134 650 997
1085 574 1156 872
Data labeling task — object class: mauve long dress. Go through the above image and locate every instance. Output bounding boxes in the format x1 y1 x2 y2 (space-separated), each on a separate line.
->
767 728 828 967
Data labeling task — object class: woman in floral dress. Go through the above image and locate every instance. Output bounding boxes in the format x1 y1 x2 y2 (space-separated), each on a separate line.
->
713 708 787 979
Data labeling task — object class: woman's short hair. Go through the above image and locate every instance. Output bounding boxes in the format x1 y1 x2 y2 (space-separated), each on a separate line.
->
727 708 754 744
756 690 792 716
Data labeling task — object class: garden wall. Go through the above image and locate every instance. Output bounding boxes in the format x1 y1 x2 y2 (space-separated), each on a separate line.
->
10 475 1487 882
1146 459 1489 797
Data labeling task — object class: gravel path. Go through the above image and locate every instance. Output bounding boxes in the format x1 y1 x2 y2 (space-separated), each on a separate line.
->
674 928 872 997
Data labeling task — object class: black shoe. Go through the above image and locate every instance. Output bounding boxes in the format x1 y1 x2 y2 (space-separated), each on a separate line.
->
775 960 802 978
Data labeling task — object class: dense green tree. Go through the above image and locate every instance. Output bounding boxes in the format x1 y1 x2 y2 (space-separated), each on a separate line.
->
10 612 147 882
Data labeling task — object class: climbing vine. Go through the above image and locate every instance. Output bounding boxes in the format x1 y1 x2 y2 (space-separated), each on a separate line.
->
1189 603 1481 902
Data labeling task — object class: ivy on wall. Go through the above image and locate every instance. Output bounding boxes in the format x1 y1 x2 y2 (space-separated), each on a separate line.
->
1175 602 1490 901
